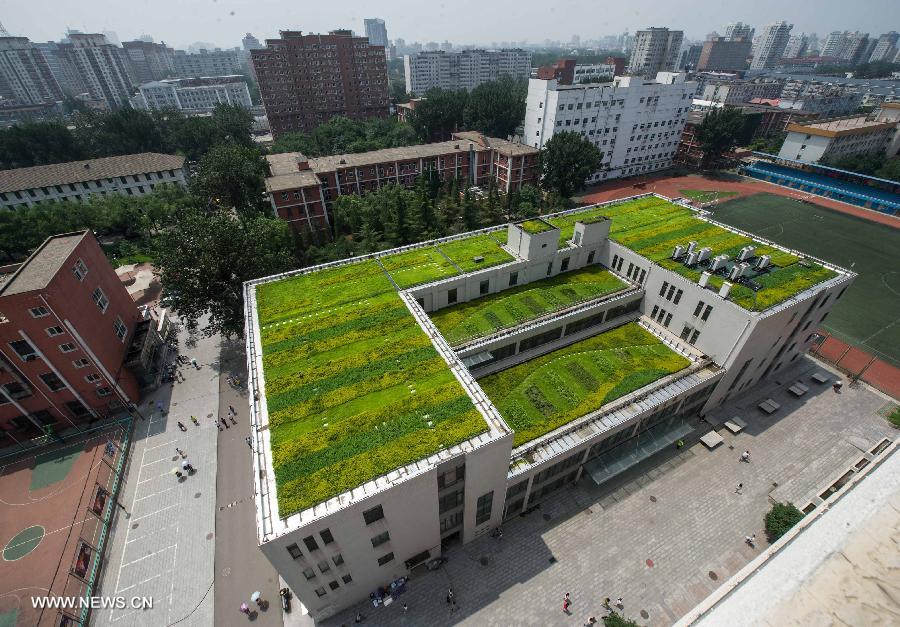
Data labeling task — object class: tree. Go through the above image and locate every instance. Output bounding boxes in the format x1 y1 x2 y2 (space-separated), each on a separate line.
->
73 108 167 157
695 108 746 168
153 210 296 337
211 104 255 145
602 611 640 627
539 132 603 198
270 116 418 157
0 121 85 169
823 153 884 176
747 132 786 155
407 88 468 141
764 502 804 542
875 157 900 182
463 76 527 138
191 141 268 215
390 80 410 104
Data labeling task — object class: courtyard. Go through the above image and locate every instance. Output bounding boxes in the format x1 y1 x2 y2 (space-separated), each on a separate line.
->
320 356 897 626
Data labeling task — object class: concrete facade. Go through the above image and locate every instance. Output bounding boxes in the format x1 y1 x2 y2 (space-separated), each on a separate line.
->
524 72 696 183
403 50 532 95
0 36 63 106
122 40 175 83
172 48 242 78
628 28 683 77
779 115 899 163
57 34 135 109
697 38 752 72
137 76 252 111
751 22 793 69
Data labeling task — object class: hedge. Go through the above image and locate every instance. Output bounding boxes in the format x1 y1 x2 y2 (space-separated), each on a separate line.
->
765 502 804 542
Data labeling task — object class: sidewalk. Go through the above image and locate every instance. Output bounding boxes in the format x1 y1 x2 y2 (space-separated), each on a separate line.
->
93 324 221 626
213 338 283 625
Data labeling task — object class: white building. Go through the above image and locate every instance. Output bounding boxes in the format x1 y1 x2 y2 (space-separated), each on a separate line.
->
524 72 696 183
245 194 853 621
172 49 242 78
0 37 63 105
573 63 616 83
724 22 755 42
750 22 793 70
404 49 532 95
868 32 899 63
364 18 388 48
627 28 683 77
0 153 188 210
778 115 899 163
137 76 252 111
57 34 135 109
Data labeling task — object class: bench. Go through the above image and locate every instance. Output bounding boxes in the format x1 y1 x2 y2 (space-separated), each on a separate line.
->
724 417 747 434
700 431 725 449
758 399 781 414
811 371 830 384
788 383 809 397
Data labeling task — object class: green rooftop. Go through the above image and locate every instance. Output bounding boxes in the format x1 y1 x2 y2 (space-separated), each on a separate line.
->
518 219 557 234
547 197 838 311
429 265 627 346
479 322 690 447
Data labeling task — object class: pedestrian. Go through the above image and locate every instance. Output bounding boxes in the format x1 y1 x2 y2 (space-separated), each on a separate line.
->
563 592 571 612
446 587 455 610
230 414 237 425
745 534 756 547
355 612 363 623
221 416 230 429
602 597 611 610
175 447 185 458
240 602 250 615
616 597 623 609
740 450 751 463
229 404 236 416
585 618 597 626
735 482 743 494
245 436 252 449
155 400 164 413
403 603 408 613
191 357 199 370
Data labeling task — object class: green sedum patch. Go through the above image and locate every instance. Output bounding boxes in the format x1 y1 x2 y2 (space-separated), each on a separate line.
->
548 197 837 311
256 260 487 518
430 265 627 345
479 323 690 446
438 234 515 272
519 219 556 234
378 246 460 288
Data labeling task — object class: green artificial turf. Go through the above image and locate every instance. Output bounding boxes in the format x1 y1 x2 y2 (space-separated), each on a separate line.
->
430 265 627 345
479 323 690 446
256 260 487 517
549 196 839 312
679 189 739 203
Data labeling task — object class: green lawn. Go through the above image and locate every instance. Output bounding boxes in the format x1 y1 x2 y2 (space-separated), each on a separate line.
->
430 266 627 345
708 192 900 366
256 259 487 517
480 323 690 447
679 189 739 203
520 218 555 234
438 234 515 272
379 246 460 288
549 196 838 311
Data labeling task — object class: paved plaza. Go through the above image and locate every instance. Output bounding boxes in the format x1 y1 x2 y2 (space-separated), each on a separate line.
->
320 356 897 627
93 324 221 626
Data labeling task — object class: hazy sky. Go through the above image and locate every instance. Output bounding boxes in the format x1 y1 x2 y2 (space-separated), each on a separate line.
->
5 0 899 49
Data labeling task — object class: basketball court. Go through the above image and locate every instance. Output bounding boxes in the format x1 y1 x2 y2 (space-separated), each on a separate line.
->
0 421 131 626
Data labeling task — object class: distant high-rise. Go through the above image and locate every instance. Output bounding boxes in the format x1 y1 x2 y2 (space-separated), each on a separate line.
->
628 27 683 77
0 36 63 105
677 44 703 71
750 22 793 69
822 31 848 58
122 40 175 83
364 18 388 48
242 33 263 51
57 34 135 108
782 34 809 60
868 32 899 63
839 32 871 65
172 49 242 77
697 37 752 71
724 22 755 42
404 49 532 95
252 30 389 138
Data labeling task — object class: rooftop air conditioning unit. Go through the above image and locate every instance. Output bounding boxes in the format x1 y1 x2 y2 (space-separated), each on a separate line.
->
737 245 755 261
755 254 771 270
686 251 699 266
672 244 685 259
710 254 729 272
698 271 712 288
697 247 711 262
729 264 744 280
686 240 698 255
719 281 732 299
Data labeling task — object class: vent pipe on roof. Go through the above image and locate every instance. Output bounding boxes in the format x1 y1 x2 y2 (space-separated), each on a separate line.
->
698 271 711 288
719 281 732 299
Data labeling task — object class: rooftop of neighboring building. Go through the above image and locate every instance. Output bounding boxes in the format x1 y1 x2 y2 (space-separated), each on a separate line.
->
785 115 898 137
0 153 186 194
0 231 87 296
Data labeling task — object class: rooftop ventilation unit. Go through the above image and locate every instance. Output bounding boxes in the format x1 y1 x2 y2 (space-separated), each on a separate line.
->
755 254 771 270
710 254 729 272
729 262 750 280
686 251 699 266
672 244 685 259
737 245 755 262
698 271 712 288
719 281 732 299
686 241 698 255
697 247 712 262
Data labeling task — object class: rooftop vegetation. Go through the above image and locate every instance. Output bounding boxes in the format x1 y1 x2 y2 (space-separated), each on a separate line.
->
429 265 627 345
518 219 556 234
437 234 515 272
548 197 837 311
479 322 690 447
256 260 487 517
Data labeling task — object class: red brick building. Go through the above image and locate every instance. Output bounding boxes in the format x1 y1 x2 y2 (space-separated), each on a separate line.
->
536 59 576 84
251 30 390 139
264 132 540 233
0 232 155 441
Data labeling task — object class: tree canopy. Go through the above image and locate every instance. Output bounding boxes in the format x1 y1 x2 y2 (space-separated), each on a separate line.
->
270 116 418 157
695 108 748 168
407 88 469 142
462 76 528 138
824 153 900 181
191 141 268 215
539 132 603 198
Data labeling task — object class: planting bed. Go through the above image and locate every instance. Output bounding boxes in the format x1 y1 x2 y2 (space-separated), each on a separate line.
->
438 234 515 272
550 197 837 311
429 265 627 345
255 260 487 517
479 322 690 447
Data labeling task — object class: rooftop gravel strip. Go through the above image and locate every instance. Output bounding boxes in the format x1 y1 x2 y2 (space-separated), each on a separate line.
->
256 259 487 517
479 322 691 447
429 265 628 346
548 197 837 311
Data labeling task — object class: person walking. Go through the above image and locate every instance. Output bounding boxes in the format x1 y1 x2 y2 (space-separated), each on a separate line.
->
221 416 230 429
229 405 236 416
615 597 623 609
563 592 571 613
735 482 743 494
446 587 455 610
402 603 408 613
740 450 751 463
245 436 252 449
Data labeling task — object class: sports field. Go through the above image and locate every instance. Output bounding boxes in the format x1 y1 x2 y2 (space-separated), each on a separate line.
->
708 193 900 367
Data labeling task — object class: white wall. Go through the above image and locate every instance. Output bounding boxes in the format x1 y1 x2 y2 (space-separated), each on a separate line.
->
779 131 830 162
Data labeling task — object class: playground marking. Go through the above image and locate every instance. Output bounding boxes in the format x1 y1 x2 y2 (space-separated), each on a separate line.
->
120 544 176 568
130 503 177 522
133 486 177 503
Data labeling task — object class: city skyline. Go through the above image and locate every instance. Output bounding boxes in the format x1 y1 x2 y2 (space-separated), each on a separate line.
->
3 0 898 50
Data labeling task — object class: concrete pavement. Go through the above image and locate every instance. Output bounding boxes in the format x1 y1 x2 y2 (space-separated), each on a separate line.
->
94 324 221 626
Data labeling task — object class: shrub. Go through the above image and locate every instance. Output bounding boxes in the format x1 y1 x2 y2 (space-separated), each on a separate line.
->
603 612 639 627
887 406 899 429
765 502 804 542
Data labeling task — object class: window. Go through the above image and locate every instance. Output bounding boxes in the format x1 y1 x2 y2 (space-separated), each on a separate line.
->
680 325 691 340
314 587 327 597
320 529 334 545
438 489 464 514
73 358 89 368
317 559 330 573
303 536 319 552
341 573 353 584
693 301 705 317
509 272 518 287
332 553 344 566
46 326 64 337
371 531 391 547
689 329 700 344
329 580 340 591
475 491 494 525
72 259 88 282
660 281 669 297
286 543 302 559
651 305 659 318
303 568 316 580
479 280 489 295
441 510 464 533
560 258 570 272
663 313 673 328
91 287 109 313
113 317 128 341
9 339 36 360
96 387 111 397
701 304 713 321
447 288 457 305
612 254 619 269
667 285 676 300
587 250 595 264
85 373 101 383
377 552 394 566
59 342 76 353
437 464 465 489
673 289 683 305
363 505 384 525
40 372 65 392
30 306 49 318
638 269 646 284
